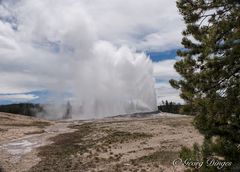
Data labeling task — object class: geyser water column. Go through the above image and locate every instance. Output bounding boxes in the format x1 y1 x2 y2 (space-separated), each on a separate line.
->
1 0 158 119
72 41 157 118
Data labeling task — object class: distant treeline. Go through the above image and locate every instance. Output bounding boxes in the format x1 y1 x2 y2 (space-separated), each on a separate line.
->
0 101 187 117
0 103 44 117
158 100 184 114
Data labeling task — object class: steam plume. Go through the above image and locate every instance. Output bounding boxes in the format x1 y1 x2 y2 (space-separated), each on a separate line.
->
0 0 157 119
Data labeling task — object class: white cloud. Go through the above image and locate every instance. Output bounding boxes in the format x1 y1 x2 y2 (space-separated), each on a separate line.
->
1 0 184 53
79 0 184 51
152 59 183 105
155 83 183 105
137 31 182 51
153 59 180 80
0 94 39 102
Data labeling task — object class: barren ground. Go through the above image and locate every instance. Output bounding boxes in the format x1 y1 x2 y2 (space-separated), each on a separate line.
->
0 112 203 172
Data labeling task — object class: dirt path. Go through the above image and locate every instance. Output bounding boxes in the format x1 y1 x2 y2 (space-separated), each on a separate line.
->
0 121 76 172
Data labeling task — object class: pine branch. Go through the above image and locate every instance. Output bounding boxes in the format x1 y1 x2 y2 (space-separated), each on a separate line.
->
199 66 240 93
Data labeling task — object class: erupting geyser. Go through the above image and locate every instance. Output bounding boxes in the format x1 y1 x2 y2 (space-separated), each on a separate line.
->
0 0 157 119
71 41 157 118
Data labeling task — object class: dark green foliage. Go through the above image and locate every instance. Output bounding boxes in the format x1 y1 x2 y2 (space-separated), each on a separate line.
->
180 140 236 171
131 150 178 166
171 0 240 171
158 100 183 114
0 103 44 117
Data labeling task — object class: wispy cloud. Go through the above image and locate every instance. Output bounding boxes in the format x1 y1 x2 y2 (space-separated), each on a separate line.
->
153 59 183 104
0 93 39 102
153 59 180 80
155 83 183 104
79 0 184 51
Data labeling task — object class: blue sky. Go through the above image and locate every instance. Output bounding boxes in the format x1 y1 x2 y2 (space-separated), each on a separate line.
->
0 0 184 106
146 49 177 62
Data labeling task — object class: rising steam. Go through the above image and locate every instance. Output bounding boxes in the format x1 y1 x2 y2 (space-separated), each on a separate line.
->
0 0 157 119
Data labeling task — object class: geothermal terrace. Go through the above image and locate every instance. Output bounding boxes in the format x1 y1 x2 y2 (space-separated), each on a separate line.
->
0 112 203 172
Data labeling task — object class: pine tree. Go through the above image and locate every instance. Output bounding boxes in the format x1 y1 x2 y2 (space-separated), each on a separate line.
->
170 0 240 171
